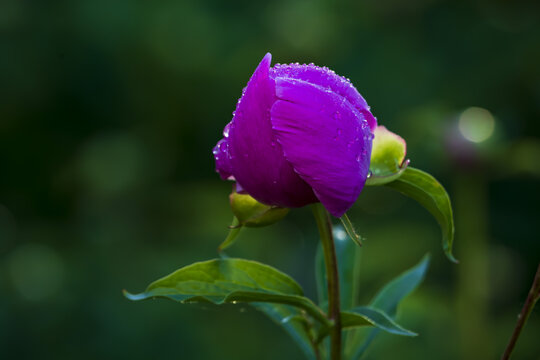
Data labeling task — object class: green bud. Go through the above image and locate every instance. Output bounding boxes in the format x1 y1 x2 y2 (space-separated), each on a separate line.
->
366 125 409 186
230 191 289 228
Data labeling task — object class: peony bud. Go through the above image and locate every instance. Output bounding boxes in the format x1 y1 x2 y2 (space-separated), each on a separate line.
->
213 53 377 217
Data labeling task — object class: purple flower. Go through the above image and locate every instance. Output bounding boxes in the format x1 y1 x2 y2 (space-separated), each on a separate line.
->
213 53 376 217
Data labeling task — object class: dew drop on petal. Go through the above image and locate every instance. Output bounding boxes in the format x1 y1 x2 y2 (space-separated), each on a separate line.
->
223 123 232 137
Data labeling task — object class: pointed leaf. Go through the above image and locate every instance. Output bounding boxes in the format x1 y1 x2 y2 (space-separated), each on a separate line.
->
370 254 430 314
384 167 457 262
347 255 430 359
124 258 329 326
342 307 417 336
316 306 416 342
218 217 243 252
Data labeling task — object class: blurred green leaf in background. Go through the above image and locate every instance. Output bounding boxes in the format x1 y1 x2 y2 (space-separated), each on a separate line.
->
1 0 539 359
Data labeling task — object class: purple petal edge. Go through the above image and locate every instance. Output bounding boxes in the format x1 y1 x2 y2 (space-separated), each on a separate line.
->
271 77 373 217
226 53 317 208
270 63 377 131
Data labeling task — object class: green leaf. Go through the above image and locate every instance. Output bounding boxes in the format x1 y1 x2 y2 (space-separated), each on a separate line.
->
384 167 457 262
366 125 409 186
124 258 329 327
343 307 417 336
218 217 243 252
316 306 416 343
346 255 430 359
370 254 430 313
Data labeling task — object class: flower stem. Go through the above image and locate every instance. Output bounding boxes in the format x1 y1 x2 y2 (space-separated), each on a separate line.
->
312 203 342 360
501 263 540 360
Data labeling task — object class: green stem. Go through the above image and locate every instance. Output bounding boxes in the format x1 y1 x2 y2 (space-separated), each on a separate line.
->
312 203 342 360
501 263 540 360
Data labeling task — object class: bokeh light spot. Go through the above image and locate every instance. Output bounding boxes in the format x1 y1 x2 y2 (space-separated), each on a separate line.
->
333 227 347 242
458 107 495 143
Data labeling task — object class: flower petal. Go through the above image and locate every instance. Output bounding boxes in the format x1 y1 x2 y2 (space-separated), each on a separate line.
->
212 138 233 180
271 64 377 131
271 77 373 217
228 54 317 208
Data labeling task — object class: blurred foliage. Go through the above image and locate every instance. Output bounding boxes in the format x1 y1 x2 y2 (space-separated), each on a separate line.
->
1 0 539 359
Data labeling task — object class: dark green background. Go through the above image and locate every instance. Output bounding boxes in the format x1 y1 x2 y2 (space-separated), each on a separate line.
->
1 0 539 359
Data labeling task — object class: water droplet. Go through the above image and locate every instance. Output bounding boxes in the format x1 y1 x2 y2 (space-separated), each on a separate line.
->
223 123 231 137
367 171 373 178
